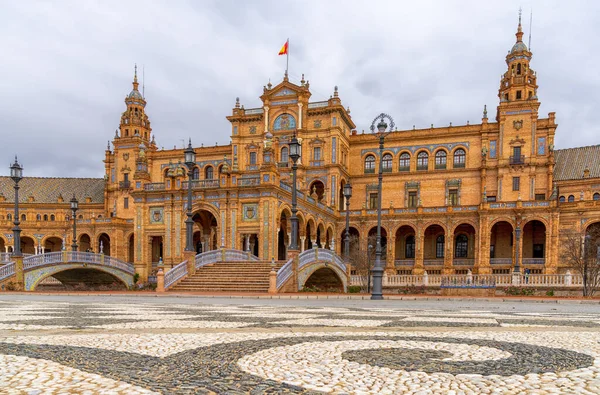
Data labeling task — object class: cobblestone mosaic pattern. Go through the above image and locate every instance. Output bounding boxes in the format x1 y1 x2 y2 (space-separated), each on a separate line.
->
0 300 599 394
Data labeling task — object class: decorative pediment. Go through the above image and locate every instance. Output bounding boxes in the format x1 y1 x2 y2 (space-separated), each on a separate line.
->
309 137 325 146
246 143 260 150
509 135 526 146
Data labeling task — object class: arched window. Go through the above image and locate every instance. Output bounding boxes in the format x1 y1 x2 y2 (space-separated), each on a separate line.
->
364 155 376 173
568 195 575 203
192 167 200 180
455 234 468 258
205 166 214 180
594 193 600 201
36 214 41 221
417 151 428 170
6 214 11 221
273 113 296 131
435 150 447 169
78 214 83 219
399 153 410 171
382 153 393 172
516 63 522 75
559 196 566 203
280 146 289 163
436 235 445 258
453 148 466 168
249 152 257 165
21 214 26 221
405 235 415 259
50 214 55 221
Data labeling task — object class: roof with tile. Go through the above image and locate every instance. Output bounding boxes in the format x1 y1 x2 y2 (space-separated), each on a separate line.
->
554 145 600 181
0 177 105 204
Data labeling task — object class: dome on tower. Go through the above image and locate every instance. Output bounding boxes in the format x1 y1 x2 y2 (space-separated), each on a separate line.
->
510 41 528 54
128 89 143 100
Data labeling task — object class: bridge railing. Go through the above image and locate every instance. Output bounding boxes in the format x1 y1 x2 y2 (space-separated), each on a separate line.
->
298 248 346 273
0 262 15 281
276 257 294 290
165 260 188 289
22 251 134 274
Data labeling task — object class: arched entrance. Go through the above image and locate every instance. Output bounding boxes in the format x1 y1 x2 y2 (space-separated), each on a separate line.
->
193 231 203 253
98 233 111 256
395 225 416 273
21 236 35 255
192 209 218 251
490 221 514 273
316 223 325 248
586 222 600 259
303 267 344 292
151 236 163 263
424 224 445 273
44 236 63 253
368 226 387 263
0 237 6 255
453 223 476 273
340 227 360 261
127 234 135 263
79 234 91 252
523 220 546 271
305 219 316 250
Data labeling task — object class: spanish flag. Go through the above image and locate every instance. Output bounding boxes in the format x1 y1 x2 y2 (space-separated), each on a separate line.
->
278 40 289 55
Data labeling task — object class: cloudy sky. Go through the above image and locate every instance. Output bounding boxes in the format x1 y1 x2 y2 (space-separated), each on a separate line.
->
1 0 599 178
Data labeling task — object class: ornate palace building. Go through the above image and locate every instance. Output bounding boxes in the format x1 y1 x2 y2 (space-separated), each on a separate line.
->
1 18 599 281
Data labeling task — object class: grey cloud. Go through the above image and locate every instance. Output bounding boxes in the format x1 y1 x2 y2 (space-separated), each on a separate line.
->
1 0 599 177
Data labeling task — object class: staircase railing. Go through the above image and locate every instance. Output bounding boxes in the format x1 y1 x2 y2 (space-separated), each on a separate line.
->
195 248 260 270
0 262 15 281
165 260 188 289
276 257 294 289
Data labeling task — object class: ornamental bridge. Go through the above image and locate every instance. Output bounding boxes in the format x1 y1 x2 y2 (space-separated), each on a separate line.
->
163 247 349 293
0 251 134 291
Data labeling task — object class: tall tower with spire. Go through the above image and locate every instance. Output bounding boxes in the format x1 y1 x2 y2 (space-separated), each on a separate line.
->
118 65 152 141
493 10 555 203
498 9 539 107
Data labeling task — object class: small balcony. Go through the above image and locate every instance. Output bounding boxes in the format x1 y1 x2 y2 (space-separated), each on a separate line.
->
364 168 375 174
509 155 525 165
310 160 324 167
182 179 220 189
277 162 289 168
399 166 410 172
417 165 428 171
238 177 260 187
435 163 447 170
119 181 131 190
453 162 465 169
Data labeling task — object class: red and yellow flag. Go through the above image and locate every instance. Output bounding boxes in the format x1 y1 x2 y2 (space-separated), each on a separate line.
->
278 40 289 55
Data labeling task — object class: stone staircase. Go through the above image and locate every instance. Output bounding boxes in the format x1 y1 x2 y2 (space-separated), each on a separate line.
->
169 260 283 292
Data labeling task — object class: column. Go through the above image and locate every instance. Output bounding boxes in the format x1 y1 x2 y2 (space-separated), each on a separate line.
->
263 106 269 132
297 103 303 129
444 233 454 275
414 227 425 275
299 236 306 252
386 235 396 273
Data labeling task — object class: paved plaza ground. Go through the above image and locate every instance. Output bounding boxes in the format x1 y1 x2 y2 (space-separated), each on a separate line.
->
0 295 599 394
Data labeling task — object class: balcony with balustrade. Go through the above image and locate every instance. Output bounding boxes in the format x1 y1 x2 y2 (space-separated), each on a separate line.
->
182 179 220 189
509 155 525 165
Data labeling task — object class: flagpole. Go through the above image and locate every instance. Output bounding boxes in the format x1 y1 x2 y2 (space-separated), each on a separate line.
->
286 38 289 76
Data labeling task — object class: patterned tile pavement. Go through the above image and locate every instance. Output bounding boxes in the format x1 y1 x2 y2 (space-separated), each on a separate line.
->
0 298 599 394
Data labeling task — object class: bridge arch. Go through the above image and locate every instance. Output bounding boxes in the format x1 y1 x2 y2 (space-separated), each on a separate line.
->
26 265 130 291
295 249 348 292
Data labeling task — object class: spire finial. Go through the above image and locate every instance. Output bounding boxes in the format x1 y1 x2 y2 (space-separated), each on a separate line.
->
235 97 240 108
134 63 138 83
515 8 524 42
333 85 339 98
483 104 488 119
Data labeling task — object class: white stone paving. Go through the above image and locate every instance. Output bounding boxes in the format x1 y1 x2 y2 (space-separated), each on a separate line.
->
0 354 158 394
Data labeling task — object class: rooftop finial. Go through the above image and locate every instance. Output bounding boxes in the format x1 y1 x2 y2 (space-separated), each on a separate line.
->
483 104 488 119
516 8 524 42
134 63 138 83
235 97 240 108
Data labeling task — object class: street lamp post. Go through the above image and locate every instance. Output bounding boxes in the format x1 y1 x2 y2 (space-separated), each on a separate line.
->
184 139 196 252
289 134 301 251
10 157 23 257
343 182 352 260
370 113 394 300
70 195 79 251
